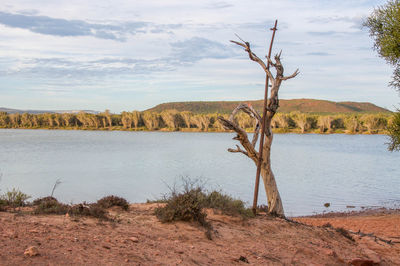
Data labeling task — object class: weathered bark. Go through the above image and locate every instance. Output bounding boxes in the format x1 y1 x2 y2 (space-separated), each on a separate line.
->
218 37 299 217
260 134 284 215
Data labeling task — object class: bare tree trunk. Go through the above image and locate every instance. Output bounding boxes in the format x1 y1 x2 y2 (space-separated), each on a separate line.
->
260 135 284 215
218 37 299 217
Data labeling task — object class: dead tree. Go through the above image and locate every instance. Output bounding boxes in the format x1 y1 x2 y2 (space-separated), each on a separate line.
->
218 38 299 216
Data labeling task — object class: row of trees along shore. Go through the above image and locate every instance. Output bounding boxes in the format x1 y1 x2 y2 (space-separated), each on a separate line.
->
0 109 393 134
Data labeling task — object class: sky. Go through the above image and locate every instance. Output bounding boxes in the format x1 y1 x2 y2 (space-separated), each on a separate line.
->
0 0 398 112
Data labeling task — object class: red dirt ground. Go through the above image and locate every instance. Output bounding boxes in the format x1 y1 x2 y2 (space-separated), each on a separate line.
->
0 204 399 265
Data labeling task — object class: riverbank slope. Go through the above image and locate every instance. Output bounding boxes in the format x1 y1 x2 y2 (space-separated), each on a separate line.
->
1 204 399 265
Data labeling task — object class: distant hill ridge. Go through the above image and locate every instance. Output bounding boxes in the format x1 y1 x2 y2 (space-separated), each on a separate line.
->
147 99 390 114
1 99 390 115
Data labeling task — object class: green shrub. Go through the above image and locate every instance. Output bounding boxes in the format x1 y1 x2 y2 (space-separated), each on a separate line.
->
155 187 207 224
204 191 254 218
2 188 31 207
0 198 6 211
97 195 129 210
146 198 168 203
154 180 256 239
154 185 213 239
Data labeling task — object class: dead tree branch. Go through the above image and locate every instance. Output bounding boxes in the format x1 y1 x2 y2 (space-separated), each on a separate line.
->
218 105 260 163
221 35 299 217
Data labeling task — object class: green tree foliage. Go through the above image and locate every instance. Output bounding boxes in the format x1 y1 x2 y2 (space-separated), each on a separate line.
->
364 0 400 150
364 0 400 87
387 110 400 151
344 115 360 133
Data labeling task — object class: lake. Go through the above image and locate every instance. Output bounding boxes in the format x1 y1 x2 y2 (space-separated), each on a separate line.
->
0 129 399 216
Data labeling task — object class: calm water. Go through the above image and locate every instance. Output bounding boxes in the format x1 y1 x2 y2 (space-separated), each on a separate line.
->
0 129 399 216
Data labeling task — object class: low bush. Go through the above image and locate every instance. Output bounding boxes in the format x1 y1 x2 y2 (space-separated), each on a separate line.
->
0 198 6 211
33 197 109 220
203 191 254 218
256 204 268 213
146 198 168 204
155 186 212 239
33 197 69 215
97 195 129 210
155 187 207 224
154 180 255 239
1 188 31 208
32 196 58 206
68 203 109 220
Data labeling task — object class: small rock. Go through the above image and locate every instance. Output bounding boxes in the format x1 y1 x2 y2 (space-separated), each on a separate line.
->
65 213 70 218
349 258 376 266
321 248 336 257
129 237 139 243
24 246 39 257
362 248 381 264
237 256 249 263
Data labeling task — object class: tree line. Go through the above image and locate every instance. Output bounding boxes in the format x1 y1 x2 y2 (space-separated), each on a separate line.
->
0 109 393 134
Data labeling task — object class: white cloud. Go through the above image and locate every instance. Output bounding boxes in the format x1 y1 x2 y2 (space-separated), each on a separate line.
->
0 0 396 112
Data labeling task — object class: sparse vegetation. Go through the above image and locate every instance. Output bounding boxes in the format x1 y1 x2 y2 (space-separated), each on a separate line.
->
68 203 109 220
335 227 355 242
154 184 213 239
33 195 129 220
97 195 129 210
0 100 393 135
203 191 254 218
1 188 31 208
33 197 69 215
154 179 255 239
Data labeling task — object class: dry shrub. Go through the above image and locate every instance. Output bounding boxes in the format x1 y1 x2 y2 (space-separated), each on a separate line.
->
33 197 110 220
32 196 58 206
155 187 207 224
322 222 332 228
155 185 213 239
68 203 109 220
256 204 269 213
97 195 129 210
0 199 7 211
335 227 354 241
154 179 255 239
33 197 69 215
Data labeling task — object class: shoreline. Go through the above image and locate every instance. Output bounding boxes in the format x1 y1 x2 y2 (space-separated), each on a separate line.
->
0 126 389 135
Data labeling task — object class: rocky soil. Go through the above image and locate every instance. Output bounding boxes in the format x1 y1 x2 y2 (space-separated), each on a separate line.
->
0 204 399 265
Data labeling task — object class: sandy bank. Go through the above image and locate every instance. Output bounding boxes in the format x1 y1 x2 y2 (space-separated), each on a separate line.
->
0 204 399 265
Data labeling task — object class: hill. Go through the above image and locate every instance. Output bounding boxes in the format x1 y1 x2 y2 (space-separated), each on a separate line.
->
146 99 390 114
